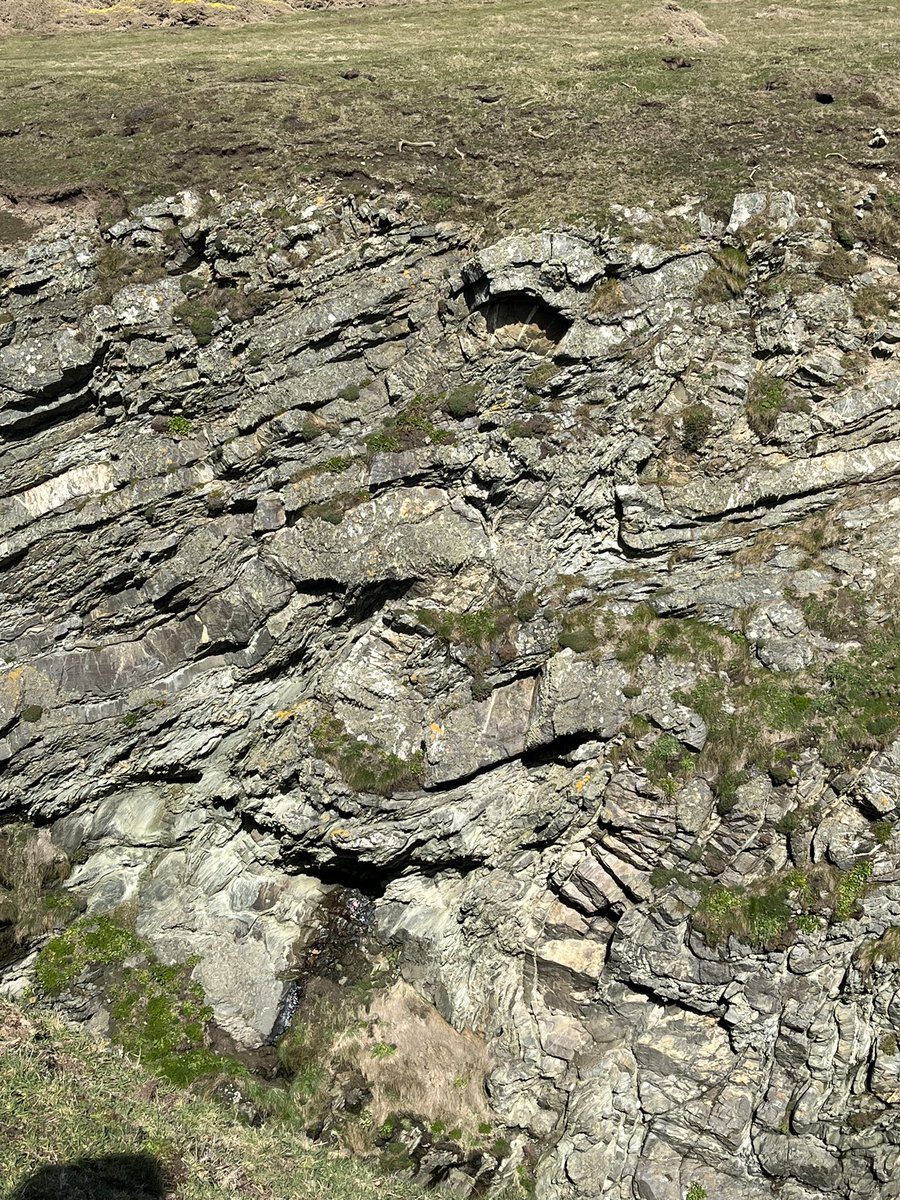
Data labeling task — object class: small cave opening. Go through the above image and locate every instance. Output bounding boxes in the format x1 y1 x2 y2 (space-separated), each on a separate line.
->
466 287 572 353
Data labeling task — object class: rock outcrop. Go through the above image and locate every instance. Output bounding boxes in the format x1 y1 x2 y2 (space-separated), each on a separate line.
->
1 186 899 1199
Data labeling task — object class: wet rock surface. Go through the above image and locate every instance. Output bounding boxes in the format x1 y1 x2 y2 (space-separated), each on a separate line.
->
1 187 900 1198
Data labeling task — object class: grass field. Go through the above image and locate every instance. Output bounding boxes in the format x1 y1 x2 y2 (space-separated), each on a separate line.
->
0 999 425 1200
0 0 898 227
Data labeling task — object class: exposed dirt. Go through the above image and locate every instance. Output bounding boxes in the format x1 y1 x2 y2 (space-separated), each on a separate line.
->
637 2 727 48
0 0 414 35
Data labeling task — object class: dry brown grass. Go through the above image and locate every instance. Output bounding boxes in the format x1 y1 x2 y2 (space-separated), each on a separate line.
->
336 981 493 1132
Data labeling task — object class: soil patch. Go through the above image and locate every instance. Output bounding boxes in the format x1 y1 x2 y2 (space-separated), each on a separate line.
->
638 2 727 48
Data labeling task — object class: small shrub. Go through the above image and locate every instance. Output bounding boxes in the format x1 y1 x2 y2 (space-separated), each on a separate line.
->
365 396 453 456
418 605 515 649
801 587 869 641
685 1185 708 1200
173 299 218 347
698 245 750 303
852 285 893 322
746 374 789 439
816 248 864 284
873 821 892 846
680 403 714 453
91 243 167 303
323 455 353 474
834 860 872 920
444 384 482 419
589 278 624 316
524 363 560 392
167 415 192 437
859 926 900 969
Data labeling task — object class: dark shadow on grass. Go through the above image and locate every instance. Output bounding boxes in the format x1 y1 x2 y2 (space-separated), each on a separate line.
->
8 1154 166 1200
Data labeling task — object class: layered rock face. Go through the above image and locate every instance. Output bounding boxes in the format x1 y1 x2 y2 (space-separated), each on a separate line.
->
1 188 899 1199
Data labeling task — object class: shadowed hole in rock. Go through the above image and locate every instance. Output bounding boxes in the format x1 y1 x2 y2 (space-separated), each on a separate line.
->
473 291 571 353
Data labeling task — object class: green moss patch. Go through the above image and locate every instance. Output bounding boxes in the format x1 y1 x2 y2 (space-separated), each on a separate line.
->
35 915 232 1087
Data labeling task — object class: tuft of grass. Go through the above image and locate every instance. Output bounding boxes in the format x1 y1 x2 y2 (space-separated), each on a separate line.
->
801 586 868 641
0 997 425 1200
697 245 750 303
311 715 424 797
365 397 453 456
859 926 900 970
91 243 167 304
301 490 369 525
834 860 872 921
417 605 515 650
0 827 77 959
588 278 624 317
173 299 218 347
816 247 865 284
745 373 802 440
692 862 873 949
443 384 483 419
679 403 714 454
852 285 894 322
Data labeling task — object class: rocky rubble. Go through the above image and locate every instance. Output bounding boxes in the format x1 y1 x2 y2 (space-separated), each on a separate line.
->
1 185 899 1198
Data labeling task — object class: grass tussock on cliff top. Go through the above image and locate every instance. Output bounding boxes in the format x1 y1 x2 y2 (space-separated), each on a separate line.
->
0 0 897 226
0 998 425 1200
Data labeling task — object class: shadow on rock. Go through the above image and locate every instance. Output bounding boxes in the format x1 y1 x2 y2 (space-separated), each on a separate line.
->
8 1154 167 1200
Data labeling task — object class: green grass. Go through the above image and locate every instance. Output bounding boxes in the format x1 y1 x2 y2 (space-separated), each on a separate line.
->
310 714 424 796
1 1 899 227
34 915 234 1087
745 374 807 440
0 998 426 1200
0 826 78 960
607 605 900 796
365 397 454 456
691 862 873 948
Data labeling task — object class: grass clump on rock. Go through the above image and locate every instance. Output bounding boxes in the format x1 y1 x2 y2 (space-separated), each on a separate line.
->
679 403 714 453
443 384 483 419
693 862 874 948
173 298 218 347
0 826 78 965
697 245 750 303
311 715 424 797
365 397 454 456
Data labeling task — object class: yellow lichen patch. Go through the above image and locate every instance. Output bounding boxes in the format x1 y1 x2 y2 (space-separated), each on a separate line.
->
273 701 308 721
574 772 591 792
429 721 444 741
